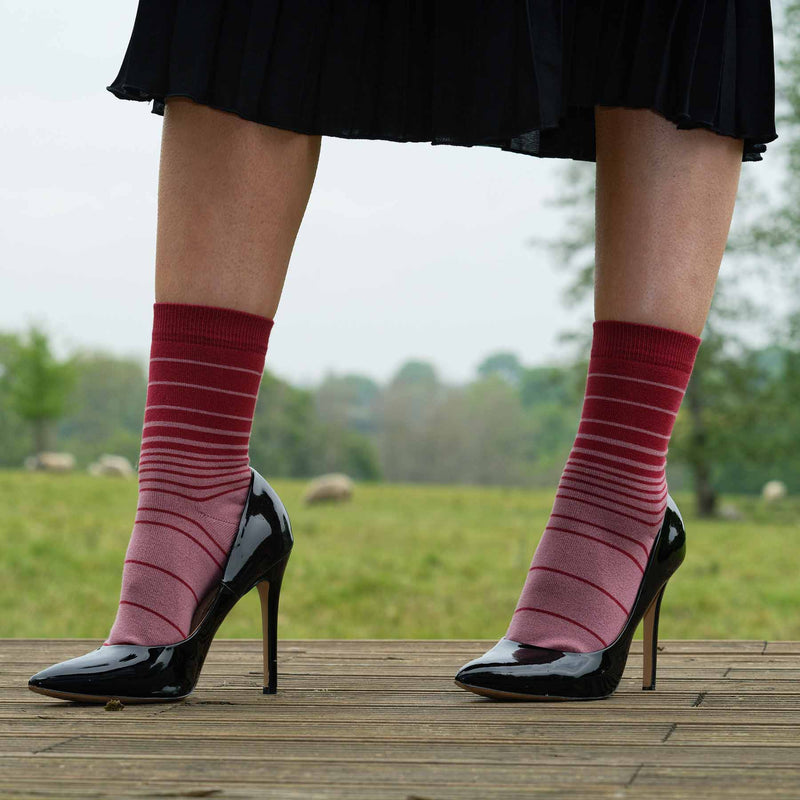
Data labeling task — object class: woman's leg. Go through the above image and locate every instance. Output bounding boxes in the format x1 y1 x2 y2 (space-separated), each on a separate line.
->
105 99 321 645
593 107 743 334
505 108 743 652
156 97 321 316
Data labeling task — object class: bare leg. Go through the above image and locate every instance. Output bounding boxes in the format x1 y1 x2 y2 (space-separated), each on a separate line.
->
156 97 321 317
594 106 743 335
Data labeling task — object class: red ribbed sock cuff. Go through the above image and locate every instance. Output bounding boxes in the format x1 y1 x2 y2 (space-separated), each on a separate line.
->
152 302 274 354
591 319 701 373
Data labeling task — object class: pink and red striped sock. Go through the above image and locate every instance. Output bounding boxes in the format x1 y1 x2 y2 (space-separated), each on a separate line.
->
505 319 701 653
104 302 273 646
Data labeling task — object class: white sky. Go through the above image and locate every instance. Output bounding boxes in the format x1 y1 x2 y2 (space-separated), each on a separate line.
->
0 2 787 388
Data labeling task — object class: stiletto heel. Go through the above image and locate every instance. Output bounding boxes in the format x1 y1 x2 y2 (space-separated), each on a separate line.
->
455 493 686 701
28 467 293 703
256 554 289 694
641 584 666 690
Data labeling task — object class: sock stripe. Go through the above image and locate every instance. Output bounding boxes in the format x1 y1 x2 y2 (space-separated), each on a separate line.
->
587 372 687 392
119 600 188 639
555 490 668 525
138 449 250 463
548 515 651 556
136 506 226 555
576 433 668 457
513 607 608 648
580 418 671 439
576 445 667 471
559 480 670 512
148 380 259 399
124 559 200 603
143 421 251 437
562 467 667 495
529 566 629 615
142 483 253 503
133 519 225 567
141 434 249 450
545 526 646 572
146 405 254 422
584 395 679 416
138 459 249 473
560 474 669 505
138 475 252 493
138 462 249 475
138 466 250 481
150 357 263 376
570 447 664 472
566 456 666 484
140 445 250 460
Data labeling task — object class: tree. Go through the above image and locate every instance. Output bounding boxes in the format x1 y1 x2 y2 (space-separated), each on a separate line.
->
315 372 381 436
0 332 32 465
57 351 148 466
5 325 77 454
476 352 524 387
519 363 585 410
250 369 322 478
378 360 444 481
460 376 529 485
312 372 382 480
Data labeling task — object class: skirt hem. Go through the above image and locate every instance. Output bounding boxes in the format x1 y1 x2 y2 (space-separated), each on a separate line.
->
105 83 775 163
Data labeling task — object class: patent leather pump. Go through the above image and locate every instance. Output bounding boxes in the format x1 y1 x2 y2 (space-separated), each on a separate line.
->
454 493 685 700
28 467 293 704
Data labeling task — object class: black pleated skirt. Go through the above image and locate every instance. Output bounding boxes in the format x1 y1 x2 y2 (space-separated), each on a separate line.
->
106 1 778 163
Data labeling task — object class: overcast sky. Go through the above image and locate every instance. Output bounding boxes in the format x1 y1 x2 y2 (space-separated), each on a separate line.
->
1 2 787 388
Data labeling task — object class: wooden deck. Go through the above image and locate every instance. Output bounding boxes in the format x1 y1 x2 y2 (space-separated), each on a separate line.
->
2 639 799 799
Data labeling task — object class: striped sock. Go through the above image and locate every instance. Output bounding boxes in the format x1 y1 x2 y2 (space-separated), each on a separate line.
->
104 302 273 646
505 319 701 652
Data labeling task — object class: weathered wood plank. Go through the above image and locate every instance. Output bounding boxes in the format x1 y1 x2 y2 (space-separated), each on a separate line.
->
6 739 798 766
765 642 800 654
0 756 639 785
668 724 800 745
5 712 800 737
698 694 800 710
633 765 800 788
4 712 800 735
0 722 675 745
4 723 799 748
0 781 636 800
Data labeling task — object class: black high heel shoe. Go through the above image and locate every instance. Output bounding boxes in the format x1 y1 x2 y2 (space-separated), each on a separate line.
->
454 493 685 700
28 467 293 704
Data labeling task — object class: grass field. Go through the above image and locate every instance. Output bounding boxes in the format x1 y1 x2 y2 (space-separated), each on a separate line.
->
1 469 798 641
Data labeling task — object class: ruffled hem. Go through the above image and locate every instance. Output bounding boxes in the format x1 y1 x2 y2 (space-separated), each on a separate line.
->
105 0 778 163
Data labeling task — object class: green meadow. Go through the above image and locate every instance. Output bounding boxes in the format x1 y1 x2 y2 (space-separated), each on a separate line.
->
2 469 797 641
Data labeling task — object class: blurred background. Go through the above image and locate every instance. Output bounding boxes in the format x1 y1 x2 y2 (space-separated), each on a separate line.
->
2 0 799 641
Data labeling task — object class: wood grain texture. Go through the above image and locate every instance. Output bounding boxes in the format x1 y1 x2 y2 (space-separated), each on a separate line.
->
3 639 799 799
